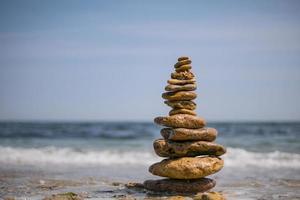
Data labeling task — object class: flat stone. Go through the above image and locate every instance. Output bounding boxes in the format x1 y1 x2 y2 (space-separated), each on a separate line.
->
162 91 197 101
171 71 195 80
154 114 206 128
165 84 196 92
178 56 189 61
149 156 224 179
175 65 192 72
143 178 216 194
167 78 196 85
175 65 192 73
153 139 226 157
161 127 217 141
43 192 83 200
169 108 197 116
164 100 196 110
125 182 145 190
174 60 192 68
3 197 15 200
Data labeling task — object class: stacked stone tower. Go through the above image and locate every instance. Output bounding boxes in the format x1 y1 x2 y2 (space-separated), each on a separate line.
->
144 56 226 194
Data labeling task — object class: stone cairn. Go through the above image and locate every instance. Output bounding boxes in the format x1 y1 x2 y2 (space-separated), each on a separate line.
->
144 56 226 194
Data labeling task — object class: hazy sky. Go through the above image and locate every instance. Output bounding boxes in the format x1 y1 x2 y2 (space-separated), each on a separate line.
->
0 0 300 121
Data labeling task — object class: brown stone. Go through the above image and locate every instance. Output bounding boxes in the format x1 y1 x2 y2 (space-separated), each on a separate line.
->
43 193 83 200
194 192 226 200
143 178 216 194
171 71 195 80
162 91 197 101
4 198 15 200
149 156 224 179
175 65 192 72
174 60 192 68
178 56 189 61
153 139 226 157
125 182 145 190
161 127 217 141
169 109 197 116
165 84 196 92
165 100 196 110
168 78 196 85
155 114 206 128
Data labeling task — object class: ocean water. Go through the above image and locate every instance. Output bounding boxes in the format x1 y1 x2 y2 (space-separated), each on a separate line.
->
0 122 300 199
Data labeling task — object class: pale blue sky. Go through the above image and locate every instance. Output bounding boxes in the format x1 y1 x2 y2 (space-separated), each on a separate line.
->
0 0 300 121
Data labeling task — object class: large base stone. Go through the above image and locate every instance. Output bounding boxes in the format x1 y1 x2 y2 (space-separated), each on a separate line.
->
149 156 223 179
143 178 216 194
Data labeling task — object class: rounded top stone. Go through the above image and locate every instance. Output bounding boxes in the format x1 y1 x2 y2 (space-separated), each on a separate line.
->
178 56 189 61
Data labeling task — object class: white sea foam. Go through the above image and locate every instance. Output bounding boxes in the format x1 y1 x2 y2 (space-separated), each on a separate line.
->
0 146 158 166
0 146 299 169
224 148 300 169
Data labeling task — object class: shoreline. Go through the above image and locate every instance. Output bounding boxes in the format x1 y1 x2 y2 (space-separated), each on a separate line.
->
1 163 300 199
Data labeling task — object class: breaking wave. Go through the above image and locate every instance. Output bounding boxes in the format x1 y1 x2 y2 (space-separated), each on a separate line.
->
0 146 299 169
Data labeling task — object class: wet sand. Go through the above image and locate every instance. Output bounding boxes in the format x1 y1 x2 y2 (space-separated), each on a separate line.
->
1 163 300 200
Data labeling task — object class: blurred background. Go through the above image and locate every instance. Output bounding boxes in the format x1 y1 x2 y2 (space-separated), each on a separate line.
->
1 0 300 122
0 1 299 199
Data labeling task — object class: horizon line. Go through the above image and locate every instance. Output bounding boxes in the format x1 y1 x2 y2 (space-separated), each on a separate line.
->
0 119 299 124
